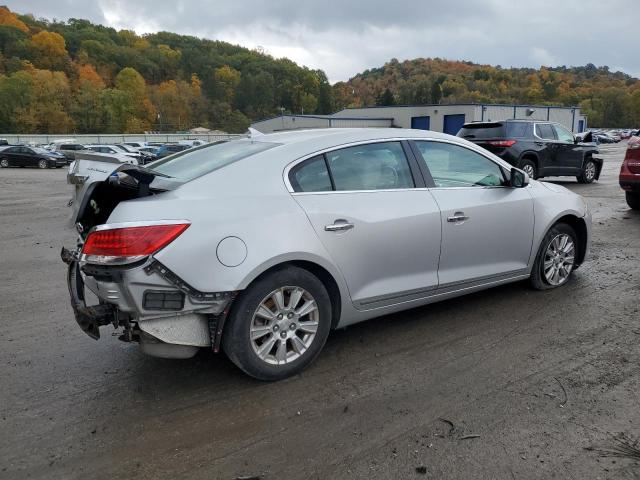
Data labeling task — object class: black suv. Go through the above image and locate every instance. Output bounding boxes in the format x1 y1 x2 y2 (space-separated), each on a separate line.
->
457 120 601 183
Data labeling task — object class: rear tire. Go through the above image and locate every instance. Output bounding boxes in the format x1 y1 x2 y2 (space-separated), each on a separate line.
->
520 159 537 179
222 266 332 381
626 192 640 210
530 223 578 290
577 159 597 184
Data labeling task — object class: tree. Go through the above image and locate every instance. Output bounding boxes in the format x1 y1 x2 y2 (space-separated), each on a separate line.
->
213 65 240 104
30 31 68 70
0 7 29 33
377 88 395 106
430 82 442 104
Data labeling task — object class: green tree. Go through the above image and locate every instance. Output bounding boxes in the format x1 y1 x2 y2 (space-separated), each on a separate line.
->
377 88 395 106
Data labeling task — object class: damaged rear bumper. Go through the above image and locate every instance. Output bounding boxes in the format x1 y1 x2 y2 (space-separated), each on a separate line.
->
61 246 237 356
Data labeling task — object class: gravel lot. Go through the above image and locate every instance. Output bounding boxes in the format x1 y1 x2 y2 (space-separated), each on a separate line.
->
1 141 639 480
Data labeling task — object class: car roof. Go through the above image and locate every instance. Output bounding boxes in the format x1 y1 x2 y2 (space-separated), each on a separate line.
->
253 127 453 147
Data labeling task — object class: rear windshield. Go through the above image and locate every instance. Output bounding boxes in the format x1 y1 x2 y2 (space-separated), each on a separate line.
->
148 139 278 181
458 121 529 139
458 122 505 139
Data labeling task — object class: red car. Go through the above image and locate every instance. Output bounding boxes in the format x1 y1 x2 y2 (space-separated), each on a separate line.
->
620 135 640 209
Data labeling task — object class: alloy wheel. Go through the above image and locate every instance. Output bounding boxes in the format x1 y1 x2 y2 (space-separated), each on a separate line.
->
38 159 48 169
584 161 596 181
250 286 320 365
0 158 8 168
522 164 535 178
543 233 575 286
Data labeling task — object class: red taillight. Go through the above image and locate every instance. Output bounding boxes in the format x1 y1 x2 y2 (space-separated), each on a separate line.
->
82 223 189 262
626 160 640 174
624 141 640 174
486 140 517 147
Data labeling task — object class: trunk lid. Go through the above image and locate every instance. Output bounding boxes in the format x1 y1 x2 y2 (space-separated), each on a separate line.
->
67 152 181 236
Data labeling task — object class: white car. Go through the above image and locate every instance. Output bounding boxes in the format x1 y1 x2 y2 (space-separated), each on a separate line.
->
84 145 141 164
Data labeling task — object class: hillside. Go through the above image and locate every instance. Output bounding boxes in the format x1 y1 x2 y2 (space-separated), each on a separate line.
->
0 6 331 133
1 6 638 133
334 58 640 127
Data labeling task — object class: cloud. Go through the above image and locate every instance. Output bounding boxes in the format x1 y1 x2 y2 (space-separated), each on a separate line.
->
10 0 639 83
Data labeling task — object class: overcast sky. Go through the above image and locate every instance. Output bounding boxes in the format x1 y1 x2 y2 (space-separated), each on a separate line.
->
11 0 639 83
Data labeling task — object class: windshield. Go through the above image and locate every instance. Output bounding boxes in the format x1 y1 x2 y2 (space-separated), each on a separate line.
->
148 139 279 181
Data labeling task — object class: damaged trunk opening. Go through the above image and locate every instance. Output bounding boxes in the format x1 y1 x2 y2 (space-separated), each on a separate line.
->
63 153 235 359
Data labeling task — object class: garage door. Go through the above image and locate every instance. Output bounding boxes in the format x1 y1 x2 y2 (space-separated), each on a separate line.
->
443 114 466 135
411 116 430 130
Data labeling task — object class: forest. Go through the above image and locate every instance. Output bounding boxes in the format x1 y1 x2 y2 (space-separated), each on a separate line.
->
1 6 639 134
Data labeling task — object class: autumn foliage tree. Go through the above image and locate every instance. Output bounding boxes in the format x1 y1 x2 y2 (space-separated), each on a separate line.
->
0 6 639 133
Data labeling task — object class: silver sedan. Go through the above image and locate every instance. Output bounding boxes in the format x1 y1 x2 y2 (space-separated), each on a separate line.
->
63 128 591 380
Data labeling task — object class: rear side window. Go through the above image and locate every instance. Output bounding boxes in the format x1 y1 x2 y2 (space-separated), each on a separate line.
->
536 124 556 140
289 142 415 192
325 142 414 191
505 122 530 138
289 155 332 192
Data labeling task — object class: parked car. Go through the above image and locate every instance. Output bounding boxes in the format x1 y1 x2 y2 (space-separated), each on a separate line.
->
62 129 591 380
156 143 190 158
138 146 161 156
620 135 640 209
123 141 148 149
458 120 601 183
115 144 156 164
50 142 87 164
0 146 67 169
85 145 142 164
178 139 207 147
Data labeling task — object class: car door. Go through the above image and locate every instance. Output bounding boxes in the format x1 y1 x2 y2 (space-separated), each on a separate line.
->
552 123 583 174
2 146 18 166
23 147 38 166
412 140 534 289
13 146 30 166
533 123 558 175
289 141 442 309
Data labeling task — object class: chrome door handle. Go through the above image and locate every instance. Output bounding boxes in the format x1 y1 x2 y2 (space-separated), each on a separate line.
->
325 221 354 232
447 213 469 223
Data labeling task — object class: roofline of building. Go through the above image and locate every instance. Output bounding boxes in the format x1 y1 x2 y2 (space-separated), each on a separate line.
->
251 113 394 124
337 103 581 111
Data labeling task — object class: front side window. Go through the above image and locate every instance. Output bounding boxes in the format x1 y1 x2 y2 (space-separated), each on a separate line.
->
414 141 505 188
536 123 556 140
553 124 574 143
325 142 414 191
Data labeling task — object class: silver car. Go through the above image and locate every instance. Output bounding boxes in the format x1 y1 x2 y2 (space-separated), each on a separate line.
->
62 129 591 380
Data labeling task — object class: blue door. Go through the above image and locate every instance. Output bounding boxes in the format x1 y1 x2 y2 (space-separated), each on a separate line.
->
578 120 585 133
443 114 466 135
411 116 430 130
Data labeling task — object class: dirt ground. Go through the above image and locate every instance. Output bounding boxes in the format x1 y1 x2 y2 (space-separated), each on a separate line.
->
1 141 639 480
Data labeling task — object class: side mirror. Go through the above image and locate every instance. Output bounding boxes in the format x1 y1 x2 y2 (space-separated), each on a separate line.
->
510 168 529 188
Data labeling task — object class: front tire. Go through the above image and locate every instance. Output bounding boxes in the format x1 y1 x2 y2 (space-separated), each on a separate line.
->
222 266 332 381
38 159 48 169
626 192 640 210
577 159 597 184
530 223 578 290
0 158 8 168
